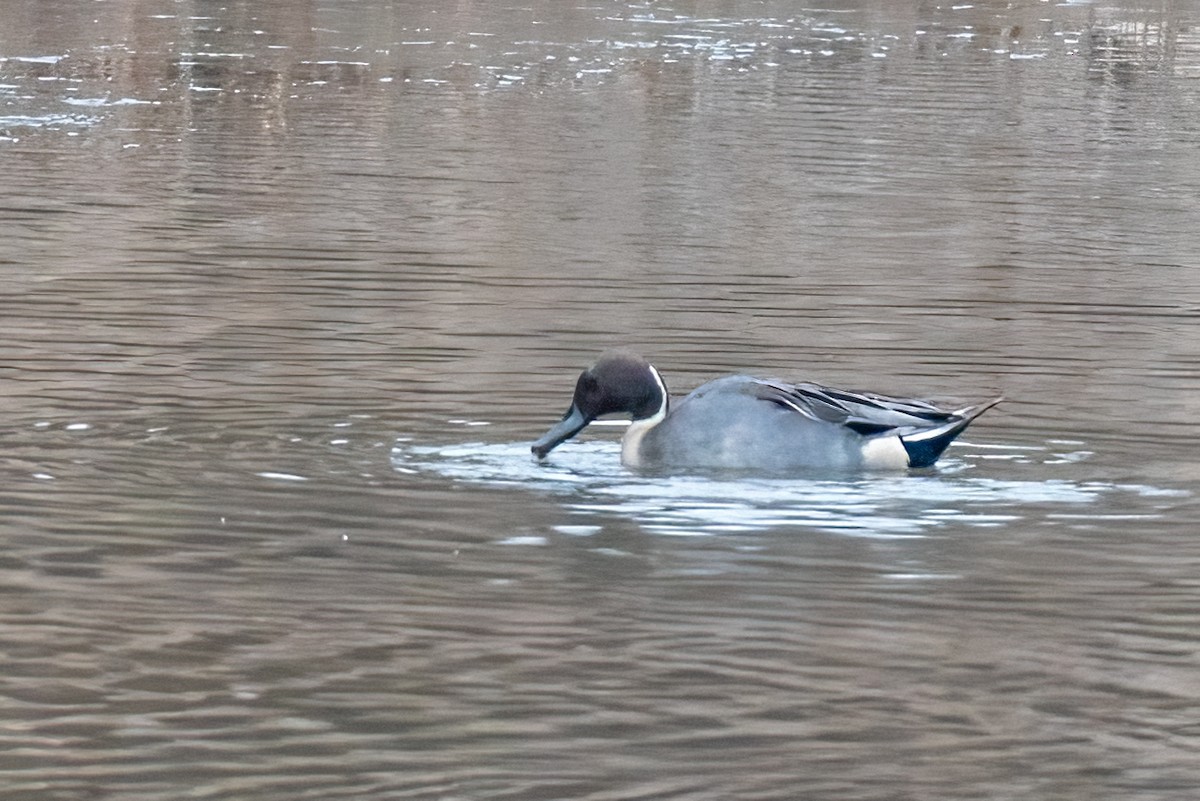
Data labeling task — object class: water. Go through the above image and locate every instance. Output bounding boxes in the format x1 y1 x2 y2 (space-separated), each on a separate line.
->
3 1 1200 798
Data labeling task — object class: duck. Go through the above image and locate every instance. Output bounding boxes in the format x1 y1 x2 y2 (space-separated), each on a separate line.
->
531 350 1001 472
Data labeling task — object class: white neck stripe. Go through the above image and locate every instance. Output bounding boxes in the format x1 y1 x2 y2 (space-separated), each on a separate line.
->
622 364 669 466
645 365 668 421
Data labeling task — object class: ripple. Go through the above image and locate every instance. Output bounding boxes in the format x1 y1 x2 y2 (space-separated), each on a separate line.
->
5 54 66 64
61 96 157 107
0 113 98 129
391 440 1178 538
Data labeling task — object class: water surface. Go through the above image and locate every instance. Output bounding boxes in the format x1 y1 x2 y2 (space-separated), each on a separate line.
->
3 1 1200 799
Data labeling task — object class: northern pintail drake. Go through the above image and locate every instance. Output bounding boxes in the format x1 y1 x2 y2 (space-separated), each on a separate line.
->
532 350 1001 472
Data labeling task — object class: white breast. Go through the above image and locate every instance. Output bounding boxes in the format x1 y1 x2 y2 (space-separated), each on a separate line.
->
620 365 669 467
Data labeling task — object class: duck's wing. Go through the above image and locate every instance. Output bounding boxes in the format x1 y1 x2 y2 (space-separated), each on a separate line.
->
743 377 1001 467
749 378 965 436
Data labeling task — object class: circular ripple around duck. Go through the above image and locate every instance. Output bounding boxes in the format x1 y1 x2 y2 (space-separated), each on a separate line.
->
391 439 1181 538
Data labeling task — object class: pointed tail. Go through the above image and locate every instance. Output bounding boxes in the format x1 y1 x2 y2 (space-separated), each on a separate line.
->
900 398 1003 468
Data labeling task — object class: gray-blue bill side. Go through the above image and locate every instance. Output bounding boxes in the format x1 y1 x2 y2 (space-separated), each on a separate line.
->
532 405 589 459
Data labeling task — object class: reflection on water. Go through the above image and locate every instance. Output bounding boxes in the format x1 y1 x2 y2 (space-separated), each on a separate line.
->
4 0 1200 799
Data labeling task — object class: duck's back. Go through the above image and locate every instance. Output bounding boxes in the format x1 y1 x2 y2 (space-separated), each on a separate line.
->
635 376 868 471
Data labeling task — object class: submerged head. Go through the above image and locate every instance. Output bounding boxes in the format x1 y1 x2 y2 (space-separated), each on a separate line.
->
531 350 667 459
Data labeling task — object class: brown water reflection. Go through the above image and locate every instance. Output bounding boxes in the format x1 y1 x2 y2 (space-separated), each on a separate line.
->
3 1 1200 799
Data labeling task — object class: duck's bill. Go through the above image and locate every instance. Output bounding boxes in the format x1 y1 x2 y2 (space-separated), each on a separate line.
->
531 405 589 459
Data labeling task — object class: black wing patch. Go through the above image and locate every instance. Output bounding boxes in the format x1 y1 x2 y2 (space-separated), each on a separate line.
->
844 420 897 436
